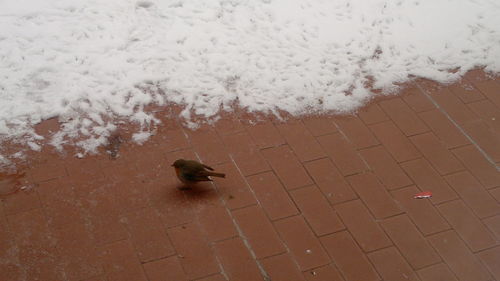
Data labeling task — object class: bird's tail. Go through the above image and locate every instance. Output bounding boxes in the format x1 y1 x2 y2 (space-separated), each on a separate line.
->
206 172 226 178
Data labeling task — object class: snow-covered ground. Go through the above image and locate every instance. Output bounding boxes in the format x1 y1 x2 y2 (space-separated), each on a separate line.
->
1 0 500 163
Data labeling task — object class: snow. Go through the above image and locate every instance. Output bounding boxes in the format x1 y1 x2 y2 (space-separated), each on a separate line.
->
0 0 499 159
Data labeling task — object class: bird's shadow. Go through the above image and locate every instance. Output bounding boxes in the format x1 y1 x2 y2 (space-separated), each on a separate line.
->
170 182 219 202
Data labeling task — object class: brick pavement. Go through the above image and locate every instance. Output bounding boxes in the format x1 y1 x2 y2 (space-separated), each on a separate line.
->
0 69 499 281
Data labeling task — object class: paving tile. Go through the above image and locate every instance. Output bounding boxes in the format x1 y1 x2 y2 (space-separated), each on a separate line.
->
369 121 421 162
276 120 326 162
448 83 486 103
379 97 429 136
320 231 379 281
380 215 441 269
444 171 500 218
304 158 357 205
233 205 285 259
194 200 238 243
221 131 270 176
28 156 68 183
186 127 229 164
477 246 500 280
196 274 227 281
428 230 491 281
453 145 500 189
401 86 436 112
303 264 345 281
149 127 190 153
167 223 219 280
1 188 41 215
334 115 379 149
290 185 345 236
261 253 305 281
212 162 257 210
437 200 497 252
357 102 390 125
359 145 413 190
246 121 286 149
335 200 391 252
0 218 22 281
261 145 313 190
410 132 464 175
214 113 245 136
474 79 500 108
417 263 459 281
346 173 402 219
53 222 103 281
143 256 188 281
111 177 150 213
214 237 264 281
274 216 330 271
391 186 450 236
100 240 148 281
418 109 470 149
401 158 458 204
483 215 500 240
302 115 338 136
122 207 175 262
367 247 420 281
80 275 107 281
468 99 500 133
8 208 55 249
426 88 480 126
246 172 299 220
316 133 367 176
462 119 500 163
64 157 105 185
491 187 500 202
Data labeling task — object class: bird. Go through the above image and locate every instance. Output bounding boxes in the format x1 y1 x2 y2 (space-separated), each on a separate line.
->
171 159 225 185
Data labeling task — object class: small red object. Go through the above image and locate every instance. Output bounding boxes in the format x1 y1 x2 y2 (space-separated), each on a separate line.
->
414 191 432 199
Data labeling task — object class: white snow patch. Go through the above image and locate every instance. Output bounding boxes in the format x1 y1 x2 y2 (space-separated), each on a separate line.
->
132 131 152 145
0 0 499 159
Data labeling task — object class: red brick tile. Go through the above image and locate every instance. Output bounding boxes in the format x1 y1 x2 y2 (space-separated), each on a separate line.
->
316 133 367 176
410 132 464 175
80 275 107 281
303 264 345 281
491 187 500 202
65 157 105 185
381 215 441 269
360 145 413 190
232 205 285 259
143 256 188 281
261 145 313 190
391 186 450 235
149 128 190 152
428 230 491 281
379 97 429 136
474 79 500 108
304 158 357 205
453 145 500 189
214 113 245 136
111 178 150 213
357 102 389 125
261 253 305 281
346 173 402 219
320 231 379 281
401 86 436 113
212 162 257 210
463 68 494 83
401 158 458 204
418 109 470 149
302 115 338 136
468 99 500 133
197 274 227 281
0 218 21 281
246 172 299 220
215 237 264 281
100 240 148 281
369 121 421 162
28 157 68 183
448 83 485 103
290 185 344 236
335 200 391 252
186 127 229 164
1 188 41 215
367 247 420 281
426 88 481 126
194 200 238 243
221 132 270 176
437 200 497 252
53 222 102 281
246 122 286 149
462 119 500 162
168 223 219 280
483 215 500 240
276 120 326 162
8 208 54 249
477 246 500 280
417 263 459 281
444 171 500 218
274 216 330 271
122 207 175 262
334 115 379 149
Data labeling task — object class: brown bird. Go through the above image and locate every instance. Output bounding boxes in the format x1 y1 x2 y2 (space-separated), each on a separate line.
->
171 159 225 184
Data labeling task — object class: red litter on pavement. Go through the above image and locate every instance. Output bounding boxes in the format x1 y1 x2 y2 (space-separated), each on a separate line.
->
414 191 432 199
